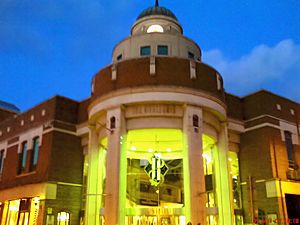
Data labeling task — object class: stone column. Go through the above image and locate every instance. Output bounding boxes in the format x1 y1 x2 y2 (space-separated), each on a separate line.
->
183 106 206 225
104 107 126 225
214 122 234 225
85 127 101 225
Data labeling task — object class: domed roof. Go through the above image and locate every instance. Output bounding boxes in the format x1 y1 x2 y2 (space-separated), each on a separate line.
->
137 5 178 21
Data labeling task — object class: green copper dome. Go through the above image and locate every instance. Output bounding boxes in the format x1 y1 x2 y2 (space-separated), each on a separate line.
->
137 6 178 21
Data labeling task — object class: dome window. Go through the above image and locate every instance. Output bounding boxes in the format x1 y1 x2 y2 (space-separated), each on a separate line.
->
140 46 151 56
117 54 122 61
188 51 195 60
147 24 164 33
157 45 168 55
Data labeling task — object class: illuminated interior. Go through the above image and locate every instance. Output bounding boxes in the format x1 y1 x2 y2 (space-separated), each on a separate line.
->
228 151 241 209
99 138 107 209
202 135 217 209
147 24 164 33
125 129 185 225
57 212 70 225
6 200 20 225
202 135 220 225
3 198 39 225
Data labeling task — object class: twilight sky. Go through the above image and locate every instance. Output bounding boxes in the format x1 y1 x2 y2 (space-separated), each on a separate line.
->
1 0 299 111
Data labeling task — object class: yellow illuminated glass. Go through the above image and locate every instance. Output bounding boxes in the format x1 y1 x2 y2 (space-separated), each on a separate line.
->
126 128 184 211
147 24 164 33
57 212 70 225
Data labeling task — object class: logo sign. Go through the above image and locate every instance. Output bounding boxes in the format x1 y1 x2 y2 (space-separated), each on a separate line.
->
144 154 169 186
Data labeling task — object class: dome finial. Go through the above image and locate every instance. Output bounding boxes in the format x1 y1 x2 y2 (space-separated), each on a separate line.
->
155 0 159 7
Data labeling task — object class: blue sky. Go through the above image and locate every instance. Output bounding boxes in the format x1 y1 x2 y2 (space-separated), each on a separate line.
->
0 0 299 111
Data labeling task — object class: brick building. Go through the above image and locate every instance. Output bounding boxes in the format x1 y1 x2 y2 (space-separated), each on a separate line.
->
0 2 299 225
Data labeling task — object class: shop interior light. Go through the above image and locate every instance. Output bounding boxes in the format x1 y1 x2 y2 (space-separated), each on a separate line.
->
57 212 70 222
130 146 137 151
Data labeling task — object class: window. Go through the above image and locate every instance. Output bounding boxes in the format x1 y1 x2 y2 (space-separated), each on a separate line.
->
193 114 199 132
117 54 122 61
229 151 242 209
276 104 281 110
284 131 295 168
216 73 222 91
57 212 70 225
193 114 199 127
290 109 295 115
140 46 151 56
126 129 184 208
6 200 20 225
0 150 4 175
18 142 27 174
147 24 164 33
110 116 116 129
188 51 195 59
157 45 168 55
30 137 40 171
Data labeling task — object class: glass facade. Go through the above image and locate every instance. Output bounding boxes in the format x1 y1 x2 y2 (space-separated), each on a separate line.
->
0 198 40 225
85 125 238 225
202 135 216 208
99 138 107 209
125 129 185 225
228 151 241 209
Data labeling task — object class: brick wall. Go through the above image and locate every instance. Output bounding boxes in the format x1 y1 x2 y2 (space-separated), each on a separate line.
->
44 184 82 225
92 57 225 103
0 132 52 189
48 131 83 184
242 90 299 123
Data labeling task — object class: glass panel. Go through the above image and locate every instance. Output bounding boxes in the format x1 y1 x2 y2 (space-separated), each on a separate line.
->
17 212 29 225
57 212 70 225
18 142 27 174
157 45 168 55
140 46 151 56
229 151 241 209
22 143 27 168
207 215 218 225
126 129 184 209
6 200 20 225
147 24 164 33
284 131 295 168
32 137 39 166
17 213 24 225
202 135 217 208
23 212 29 225
99 138 107 208
234 215 244 225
